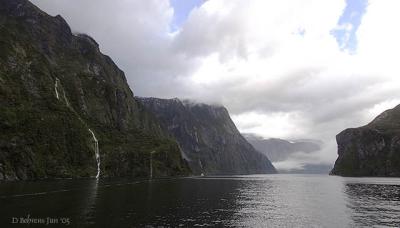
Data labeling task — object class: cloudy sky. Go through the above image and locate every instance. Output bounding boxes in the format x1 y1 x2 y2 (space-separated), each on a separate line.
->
31 0 400 169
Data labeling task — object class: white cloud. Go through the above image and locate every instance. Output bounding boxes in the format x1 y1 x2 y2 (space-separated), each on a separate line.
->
31 0 195 97
30 0 400 167
232 111 308 139
367 99 400 120
357 0 400 61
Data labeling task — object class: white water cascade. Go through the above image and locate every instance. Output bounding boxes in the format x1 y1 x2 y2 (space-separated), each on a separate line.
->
199 160 204 176
54 78 100 179
54 78 72 109
88 129 101 179
63 91 71 108
54 78 60 100
149 151 156 179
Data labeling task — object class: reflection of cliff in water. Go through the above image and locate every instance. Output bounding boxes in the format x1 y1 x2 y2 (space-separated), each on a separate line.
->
79 179 99 226
138 177 243 227
345 183 400 227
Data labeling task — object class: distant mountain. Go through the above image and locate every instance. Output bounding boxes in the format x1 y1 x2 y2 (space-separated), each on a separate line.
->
0 0 190 180
277 164 333 174
137 97 277 175
331 105 400 177
244 134 321 162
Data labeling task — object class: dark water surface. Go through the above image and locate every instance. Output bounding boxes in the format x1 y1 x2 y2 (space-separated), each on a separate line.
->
0 174 400 227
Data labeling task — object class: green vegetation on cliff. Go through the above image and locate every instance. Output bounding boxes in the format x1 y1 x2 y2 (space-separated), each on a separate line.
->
0 0 190 180
138 97 277 175
331 105 400 177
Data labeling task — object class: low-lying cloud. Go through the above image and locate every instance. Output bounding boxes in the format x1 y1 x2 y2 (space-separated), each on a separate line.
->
32 0 400 167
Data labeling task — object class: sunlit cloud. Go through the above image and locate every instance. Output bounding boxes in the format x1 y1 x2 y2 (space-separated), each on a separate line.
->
31 0 400 167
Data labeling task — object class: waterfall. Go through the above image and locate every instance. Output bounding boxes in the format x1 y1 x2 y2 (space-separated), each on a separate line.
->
54 78 71 109
54 78 60 100
199 160 204 176
150 151 155 179
63 91 71 108
88 129 100 179
53 78 100 179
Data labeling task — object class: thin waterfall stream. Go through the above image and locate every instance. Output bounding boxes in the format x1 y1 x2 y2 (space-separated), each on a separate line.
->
54 78 100 179
54 78 60 100
88 129 100 179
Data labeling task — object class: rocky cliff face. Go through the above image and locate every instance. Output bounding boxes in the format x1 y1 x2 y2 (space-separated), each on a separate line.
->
331 105 400 177
137 97 277 175
0 0 190 180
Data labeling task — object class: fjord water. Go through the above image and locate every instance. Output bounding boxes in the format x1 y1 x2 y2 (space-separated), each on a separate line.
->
0 175 399 227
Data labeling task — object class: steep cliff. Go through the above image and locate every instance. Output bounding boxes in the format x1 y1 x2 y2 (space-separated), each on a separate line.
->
137 97 277 175
0 0 190 180
331 105 400 177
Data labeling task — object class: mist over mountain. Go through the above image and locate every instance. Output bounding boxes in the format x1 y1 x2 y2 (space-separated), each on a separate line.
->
244 134 331 173
138 97 277 175
29 0 400 172
1 1 400 227
244 134 321 162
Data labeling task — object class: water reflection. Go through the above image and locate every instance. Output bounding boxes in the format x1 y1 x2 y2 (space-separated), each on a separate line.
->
132 177 242 227
1 175 400 227
78 179 99 225
232 175 352 227
0 179 102 227
345 182 400 227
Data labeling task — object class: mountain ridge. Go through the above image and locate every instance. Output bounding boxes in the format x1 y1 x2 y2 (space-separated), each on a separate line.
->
0 0 190 180
137 97 277 175
331 104 400 176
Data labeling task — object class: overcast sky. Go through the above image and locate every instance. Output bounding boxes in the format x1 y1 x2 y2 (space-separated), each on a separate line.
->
31 0 400 169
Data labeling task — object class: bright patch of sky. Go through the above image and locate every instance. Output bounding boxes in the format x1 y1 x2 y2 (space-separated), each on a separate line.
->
332 0 368 53
171 0 368 51
170 0 205 31
32 0 400 169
